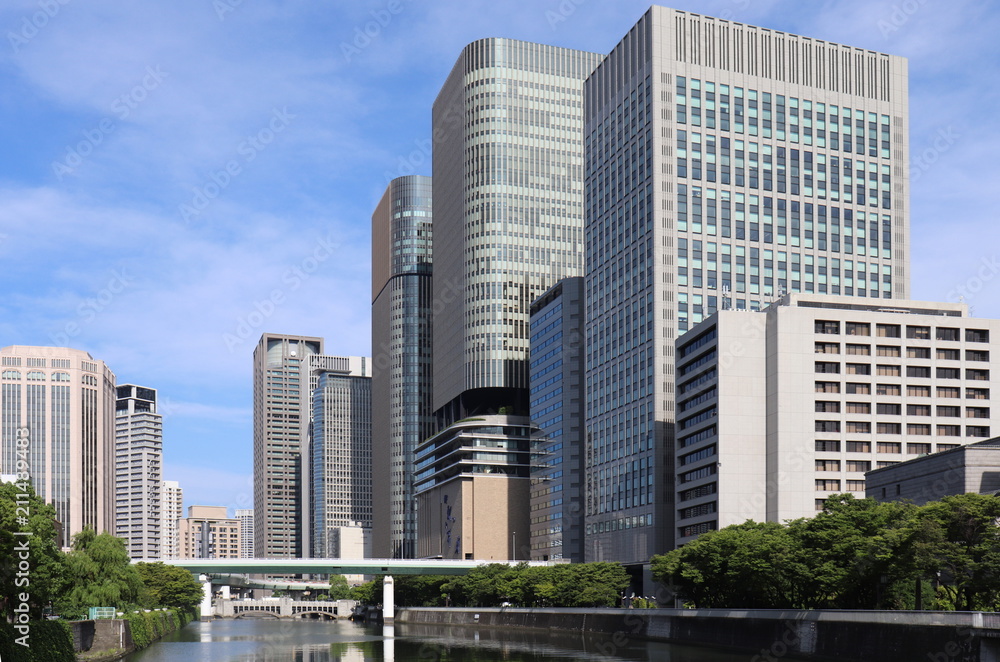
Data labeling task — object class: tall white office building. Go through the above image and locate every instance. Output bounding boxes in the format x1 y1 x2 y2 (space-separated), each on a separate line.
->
235 508 254 558
115 384 163 560
584 7 909 563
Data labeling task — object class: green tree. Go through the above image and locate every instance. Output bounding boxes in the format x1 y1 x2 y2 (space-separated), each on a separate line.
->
349 577 381 605
135 562 204 613
653 520 811 608
912 493 1000 611
328 574 351 600
55 528 143 619
0 481 65 619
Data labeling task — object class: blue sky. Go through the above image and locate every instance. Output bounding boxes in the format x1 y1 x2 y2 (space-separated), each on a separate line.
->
2 0 998 513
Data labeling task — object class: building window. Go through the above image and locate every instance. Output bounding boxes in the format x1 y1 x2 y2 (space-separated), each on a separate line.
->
816 362 841 374
907 385 930 397
936 425 961 437
876 324 901 338
846 363 871 375
846 402 871 414
967 426 991 438
907 404 931 417
966 329 990 343
907 442 932 454
815 440 841 452
846 480 866 492
679 482 717 502
936 348 960 361
966 369 989 381
937 406 960 417
876 403 901 415
815 342 840 354
816 401 841 413
846 441 871 453
846 382 871 395
846 344 871 356
936 327 960 341
816 479 841 491
816 460 841 472
846 422 871 434
846 460 871 472
907 424 931 436
937 444 960 452
935 367 960 379
967 388 990 400
680 502 718 519
876 441 902 453
815 320 840 334
876 384 901 396
908 366 932 379
907 346 930 359
815 381 841 393
815 421 841 433
966 349 990 362
876 345 901 357
877 461 900 468
906 325 930 339
876 364 900 377
845 322 871 336
877 422 902 435
967 407 990 419
937 386 961 399
679 521 717 538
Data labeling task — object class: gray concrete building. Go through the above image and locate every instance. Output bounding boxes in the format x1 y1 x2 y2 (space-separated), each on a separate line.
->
528 278 585 562
425 38 603 561
1 345 117 543
309 356 372 559
371 175 433 559
584 6 910 563
235 508 254 558
674 294 997 547
252 333 323 558
867 438 1000 506
114 384 162 560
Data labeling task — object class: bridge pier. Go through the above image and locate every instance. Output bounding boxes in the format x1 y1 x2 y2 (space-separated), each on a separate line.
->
199 574 213 621
383 576 394 623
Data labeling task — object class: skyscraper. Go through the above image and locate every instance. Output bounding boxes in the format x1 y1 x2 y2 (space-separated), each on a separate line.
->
253 333 323 558
1 345 116 543
161 479 183 558
421 38 603 560
371 175 433 559
309 355 372 559
584 7 909 563
115 384 163 560
235 508 254 558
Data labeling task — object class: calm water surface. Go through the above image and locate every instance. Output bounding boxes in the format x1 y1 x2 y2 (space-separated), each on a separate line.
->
119 617 816 661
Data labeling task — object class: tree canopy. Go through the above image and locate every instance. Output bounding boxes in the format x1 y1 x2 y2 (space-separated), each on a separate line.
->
135 562 204 612
0 481 65 619
55 528 144 619
653 493 1000 611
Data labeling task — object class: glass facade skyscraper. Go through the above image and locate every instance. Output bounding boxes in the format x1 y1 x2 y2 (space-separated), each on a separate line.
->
1 345 116 543
309 355 371 559
371 175 433 559
583 7 909 563
252 333 323 558
422 38 603 561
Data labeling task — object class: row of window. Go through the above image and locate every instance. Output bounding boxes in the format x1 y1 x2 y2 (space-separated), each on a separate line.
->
815 320 989 342
815 362 989 380
815 440 961 454
816 342 989 361
815 402 990 417
815 382 989 398
814 420 989 436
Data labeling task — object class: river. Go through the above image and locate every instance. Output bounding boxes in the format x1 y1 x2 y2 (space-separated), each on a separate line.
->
119 617 814 661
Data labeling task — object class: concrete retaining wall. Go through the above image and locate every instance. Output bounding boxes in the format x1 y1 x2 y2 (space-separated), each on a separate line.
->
396 608 1000 662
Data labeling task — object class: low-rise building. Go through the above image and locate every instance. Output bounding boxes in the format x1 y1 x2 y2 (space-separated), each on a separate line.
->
178 505 241 559
866 437 1000 505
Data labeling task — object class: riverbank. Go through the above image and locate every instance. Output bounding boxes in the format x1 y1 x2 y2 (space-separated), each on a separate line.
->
396 607 1000 662
70 609 195 661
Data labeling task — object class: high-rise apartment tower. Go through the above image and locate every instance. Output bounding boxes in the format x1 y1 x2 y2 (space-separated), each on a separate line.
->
115 384 163 560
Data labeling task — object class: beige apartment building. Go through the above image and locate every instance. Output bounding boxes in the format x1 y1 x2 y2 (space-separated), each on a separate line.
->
674 294 997 546
178 505 241 559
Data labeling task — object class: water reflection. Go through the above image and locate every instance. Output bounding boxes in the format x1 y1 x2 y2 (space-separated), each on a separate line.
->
121 617 814 662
